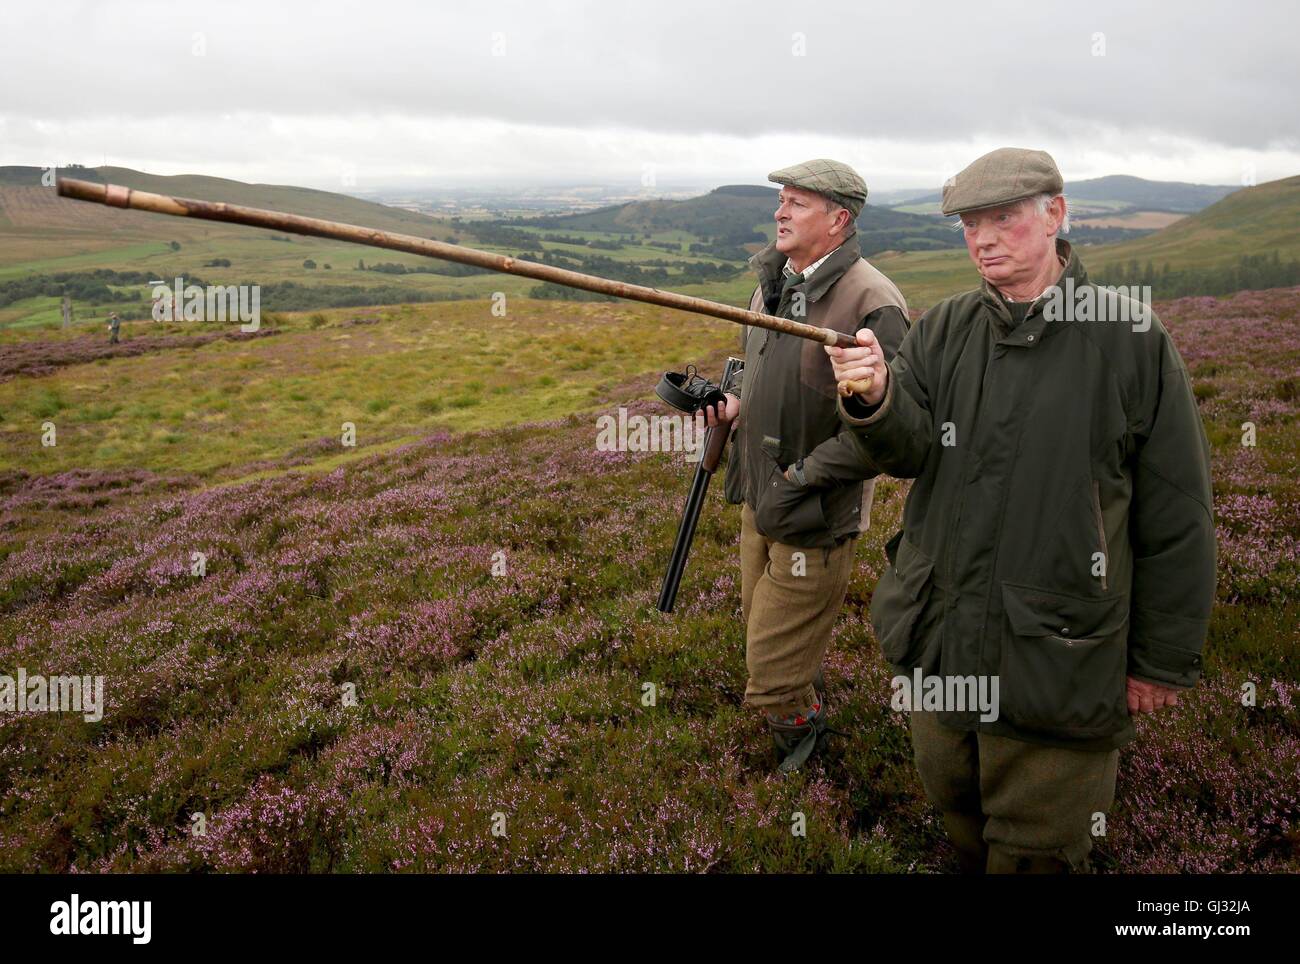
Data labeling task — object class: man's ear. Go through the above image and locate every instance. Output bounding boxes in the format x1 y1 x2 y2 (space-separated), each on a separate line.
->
1047 196 1066 235
830 208 852 236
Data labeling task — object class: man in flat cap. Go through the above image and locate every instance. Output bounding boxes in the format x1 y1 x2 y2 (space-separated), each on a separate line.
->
703 159 910 773
824 147 1216 870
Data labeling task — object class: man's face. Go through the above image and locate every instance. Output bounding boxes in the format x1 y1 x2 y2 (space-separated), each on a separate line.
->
959 197 1062 289
774 185 844 266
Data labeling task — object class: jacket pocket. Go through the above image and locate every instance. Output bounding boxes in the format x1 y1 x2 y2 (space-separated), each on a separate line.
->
998 582 1129 737
870 531 936 665
753 457 832 547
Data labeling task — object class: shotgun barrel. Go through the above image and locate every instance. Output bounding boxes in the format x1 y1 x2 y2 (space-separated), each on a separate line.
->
657 356 744 613
54 176 864 352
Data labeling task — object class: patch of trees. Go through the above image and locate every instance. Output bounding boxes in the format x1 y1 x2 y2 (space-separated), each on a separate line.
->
528 283 617 302
1093 251 1300 299
0 269 178 309
361 260 494 277
1068 225 1157 245
539 233 625 251
527 251 740 288
465 223 538 247
689 230 765 261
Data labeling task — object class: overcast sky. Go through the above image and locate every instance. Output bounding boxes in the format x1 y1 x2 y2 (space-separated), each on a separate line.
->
2 0 1297 193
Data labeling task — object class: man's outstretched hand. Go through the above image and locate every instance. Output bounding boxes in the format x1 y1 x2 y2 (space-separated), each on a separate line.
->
825 328 888 406
1127 676 1181 715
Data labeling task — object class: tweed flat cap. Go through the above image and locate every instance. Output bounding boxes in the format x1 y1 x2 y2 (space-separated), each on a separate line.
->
768 158 867 218
941 147 1064 216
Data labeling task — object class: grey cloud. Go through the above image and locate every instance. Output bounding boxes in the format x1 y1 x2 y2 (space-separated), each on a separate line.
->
2 0 1296 151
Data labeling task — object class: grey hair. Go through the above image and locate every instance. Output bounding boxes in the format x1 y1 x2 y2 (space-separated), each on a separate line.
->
950 193 1070 234
1031 192 1070 233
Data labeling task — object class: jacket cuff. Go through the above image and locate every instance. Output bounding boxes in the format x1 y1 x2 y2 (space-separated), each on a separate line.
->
798 456 827 487
837 362 896 427
1127 608 1207 688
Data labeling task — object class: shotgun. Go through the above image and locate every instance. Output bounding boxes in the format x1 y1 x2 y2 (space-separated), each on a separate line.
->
655 356 743 613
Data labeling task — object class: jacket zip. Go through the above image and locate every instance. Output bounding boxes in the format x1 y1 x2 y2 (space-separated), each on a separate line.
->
1090 479 1109 591
740 326 768 506
943 325 1000 587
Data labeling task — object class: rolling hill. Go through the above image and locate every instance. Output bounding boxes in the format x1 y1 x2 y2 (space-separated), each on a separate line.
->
0 165 460 239
0 164 464 272
509 184 968 257
892 174 1237 217
0 166 1294 328
1088 174 1300 272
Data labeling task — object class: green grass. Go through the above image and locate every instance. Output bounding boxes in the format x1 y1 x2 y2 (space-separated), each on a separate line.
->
0 299 736 480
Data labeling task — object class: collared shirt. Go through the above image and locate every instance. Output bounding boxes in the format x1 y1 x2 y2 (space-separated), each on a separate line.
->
782 246 837 282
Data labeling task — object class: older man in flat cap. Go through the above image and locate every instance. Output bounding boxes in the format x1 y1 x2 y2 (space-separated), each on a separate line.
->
703 159 910 773
824 147 1216 870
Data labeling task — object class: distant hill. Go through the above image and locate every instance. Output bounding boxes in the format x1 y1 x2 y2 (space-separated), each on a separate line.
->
508 185 966 257
1064 175 1238 211
1089 174 1300 273
893 174 1237 216
0 164 461 266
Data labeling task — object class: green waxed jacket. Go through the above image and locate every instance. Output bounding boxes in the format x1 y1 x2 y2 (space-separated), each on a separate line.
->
840 239 1216 750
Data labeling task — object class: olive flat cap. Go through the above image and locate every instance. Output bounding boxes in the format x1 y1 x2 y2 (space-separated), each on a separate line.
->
768 158 867 218
940 147 1064 216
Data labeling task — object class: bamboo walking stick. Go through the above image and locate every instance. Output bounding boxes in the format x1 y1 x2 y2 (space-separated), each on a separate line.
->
55 177 872 393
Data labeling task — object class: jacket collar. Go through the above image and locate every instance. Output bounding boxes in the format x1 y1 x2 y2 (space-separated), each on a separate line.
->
750 228 862 305
979 238 1089 347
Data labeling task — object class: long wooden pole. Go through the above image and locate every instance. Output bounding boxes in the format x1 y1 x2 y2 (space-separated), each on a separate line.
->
54 177 863 353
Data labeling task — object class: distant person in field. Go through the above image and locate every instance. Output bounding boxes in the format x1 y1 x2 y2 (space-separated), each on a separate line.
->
107 312 121 344
825 147 1216 872
703 159 910 773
